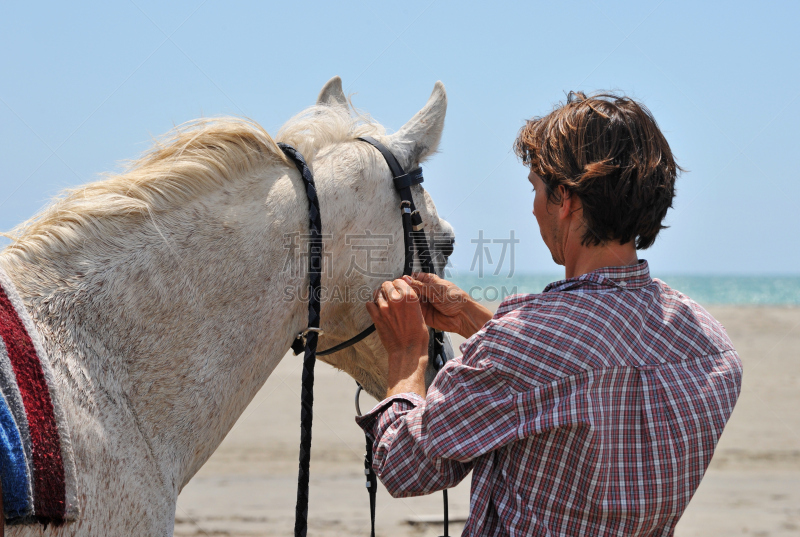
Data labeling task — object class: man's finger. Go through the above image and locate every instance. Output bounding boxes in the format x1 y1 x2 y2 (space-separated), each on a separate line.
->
401 275 422 297
408 276 450 306
411 272 437 284
403 275 423 291
365 300 379 321
373 280 394 302
392 278 418 302
404 275 436 300
381 281 401 302
374 286 388 307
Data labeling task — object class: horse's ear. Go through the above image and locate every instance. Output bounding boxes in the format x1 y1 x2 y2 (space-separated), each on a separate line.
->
317 76 348 108
389 81 447 167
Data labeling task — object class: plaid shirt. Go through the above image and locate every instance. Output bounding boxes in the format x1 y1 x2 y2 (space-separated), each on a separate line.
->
356 260 742 536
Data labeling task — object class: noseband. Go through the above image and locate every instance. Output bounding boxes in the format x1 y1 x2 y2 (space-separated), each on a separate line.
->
279 137 451 537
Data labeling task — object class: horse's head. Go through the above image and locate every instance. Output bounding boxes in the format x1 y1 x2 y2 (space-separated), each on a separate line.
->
282 77 454 400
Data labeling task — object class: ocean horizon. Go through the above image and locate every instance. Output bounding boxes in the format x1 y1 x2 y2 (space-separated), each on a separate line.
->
449 273 800 306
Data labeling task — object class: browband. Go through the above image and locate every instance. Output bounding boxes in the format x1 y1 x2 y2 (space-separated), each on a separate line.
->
393 168 424 190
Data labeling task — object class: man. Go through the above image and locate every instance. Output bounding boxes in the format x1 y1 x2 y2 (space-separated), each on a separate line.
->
358 92 742 536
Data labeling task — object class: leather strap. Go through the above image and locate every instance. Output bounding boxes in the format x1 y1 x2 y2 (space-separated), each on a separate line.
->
393 168 424 190
358 136 405 177
364 435 377 537
316 325 375 357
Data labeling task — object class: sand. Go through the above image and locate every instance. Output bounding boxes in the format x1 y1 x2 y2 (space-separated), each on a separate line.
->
174 306 800 536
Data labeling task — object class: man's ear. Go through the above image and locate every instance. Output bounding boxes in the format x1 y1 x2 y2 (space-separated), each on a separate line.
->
557 186 576 220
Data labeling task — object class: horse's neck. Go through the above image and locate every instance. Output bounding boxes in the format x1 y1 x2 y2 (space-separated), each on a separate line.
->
0 164 313 491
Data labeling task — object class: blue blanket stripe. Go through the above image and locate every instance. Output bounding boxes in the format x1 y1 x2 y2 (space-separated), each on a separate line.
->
0 336 34 518
0 388 33 518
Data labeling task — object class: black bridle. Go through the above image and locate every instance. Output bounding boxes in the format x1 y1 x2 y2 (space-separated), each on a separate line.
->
279 137 452 537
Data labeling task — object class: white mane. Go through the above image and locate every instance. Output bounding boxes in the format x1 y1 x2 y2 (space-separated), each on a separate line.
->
1 105 384 264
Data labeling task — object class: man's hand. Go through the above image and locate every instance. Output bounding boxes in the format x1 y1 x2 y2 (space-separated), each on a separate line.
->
366 279 429 399
403 273 493 339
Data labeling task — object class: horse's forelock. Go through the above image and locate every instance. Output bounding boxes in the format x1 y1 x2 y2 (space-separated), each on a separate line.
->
276 104 385 164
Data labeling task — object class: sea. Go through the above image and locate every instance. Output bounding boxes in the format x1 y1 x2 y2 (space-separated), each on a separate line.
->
449 273 800 306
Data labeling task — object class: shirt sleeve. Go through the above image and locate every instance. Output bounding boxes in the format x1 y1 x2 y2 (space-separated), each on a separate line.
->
355 345 520 498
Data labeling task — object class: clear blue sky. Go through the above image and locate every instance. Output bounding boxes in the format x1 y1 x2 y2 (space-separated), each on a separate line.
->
2 1 798 275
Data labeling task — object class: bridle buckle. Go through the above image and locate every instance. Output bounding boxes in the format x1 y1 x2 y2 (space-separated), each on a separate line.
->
291 327 325 355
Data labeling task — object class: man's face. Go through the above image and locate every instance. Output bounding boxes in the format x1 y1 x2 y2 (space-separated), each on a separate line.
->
528 170 564 265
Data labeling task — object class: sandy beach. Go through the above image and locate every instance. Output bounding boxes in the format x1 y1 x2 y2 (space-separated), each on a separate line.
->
174 306 800 536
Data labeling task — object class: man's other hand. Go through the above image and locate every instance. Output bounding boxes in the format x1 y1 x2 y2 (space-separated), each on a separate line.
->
404 273 493 339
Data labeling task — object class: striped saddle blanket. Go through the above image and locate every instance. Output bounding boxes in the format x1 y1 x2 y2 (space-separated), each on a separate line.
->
0 268 79 525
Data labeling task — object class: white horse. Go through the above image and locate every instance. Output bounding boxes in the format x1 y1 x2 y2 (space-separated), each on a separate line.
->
0 77 453 535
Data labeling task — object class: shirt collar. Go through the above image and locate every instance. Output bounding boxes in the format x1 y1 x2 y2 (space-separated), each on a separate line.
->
543 259 652 293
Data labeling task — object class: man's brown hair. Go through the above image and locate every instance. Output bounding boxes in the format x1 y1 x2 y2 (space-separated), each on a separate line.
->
514 92 681 250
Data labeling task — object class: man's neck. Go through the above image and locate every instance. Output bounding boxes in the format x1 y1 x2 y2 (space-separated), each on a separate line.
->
563 241 638 279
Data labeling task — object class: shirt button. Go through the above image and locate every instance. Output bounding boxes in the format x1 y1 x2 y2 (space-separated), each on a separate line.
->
619 281 627 287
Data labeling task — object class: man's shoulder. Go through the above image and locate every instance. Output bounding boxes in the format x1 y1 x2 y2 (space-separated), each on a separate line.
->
462 282 735 386
495 281 733 353
650 278 736 354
